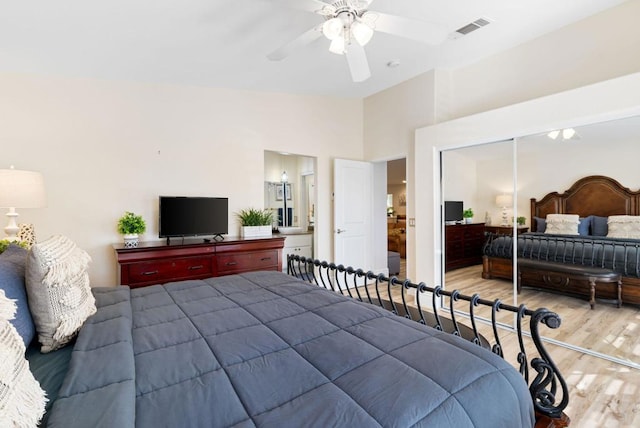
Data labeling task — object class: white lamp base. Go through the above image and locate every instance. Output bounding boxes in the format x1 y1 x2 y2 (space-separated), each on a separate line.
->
501 207 509 227
4 207 19 242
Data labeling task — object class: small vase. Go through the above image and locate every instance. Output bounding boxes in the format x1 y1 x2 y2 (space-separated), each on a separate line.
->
123 233 139 248
465 218 472 224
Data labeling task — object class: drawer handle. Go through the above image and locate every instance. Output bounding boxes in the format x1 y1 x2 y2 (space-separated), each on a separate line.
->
260 257 272 261
142 270 159 276
226 261 238 266
188 265 204 270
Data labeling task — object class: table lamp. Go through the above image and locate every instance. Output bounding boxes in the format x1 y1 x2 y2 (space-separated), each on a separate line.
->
0 166 46 241
495 193 513 226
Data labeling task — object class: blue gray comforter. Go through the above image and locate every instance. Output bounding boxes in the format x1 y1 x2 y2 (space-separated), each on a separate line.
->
46 271 534 427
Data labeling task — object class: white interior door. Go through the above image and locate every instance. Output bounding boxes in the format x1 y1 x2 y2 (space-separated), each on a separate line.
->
333 159 373 272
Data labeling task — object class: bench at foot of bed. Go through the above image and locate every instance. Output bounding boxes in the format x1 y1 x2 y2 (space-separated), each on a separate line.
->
517 259 622 309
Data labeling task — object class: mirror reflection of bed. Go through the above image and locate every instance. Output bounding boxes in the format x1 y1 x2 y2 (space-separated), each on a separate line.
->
441 115 640 368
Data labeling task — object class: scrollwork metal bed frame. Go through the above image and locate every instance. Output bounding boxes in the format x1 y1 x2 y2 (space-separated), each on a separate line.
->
287 254 570 427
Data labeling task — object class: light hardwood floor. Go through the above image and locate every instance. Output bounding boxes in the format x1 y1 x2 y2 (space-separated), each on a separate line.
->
382 261 640 427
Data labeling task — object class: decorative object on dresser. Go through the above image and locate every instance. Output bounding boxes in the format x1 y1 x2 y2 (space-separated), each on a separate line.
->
236 208 274 238
117 211 146 248
114 236 285 288
445 222 485 271
0 166 46 241
462 207 474 224
483 175 640 305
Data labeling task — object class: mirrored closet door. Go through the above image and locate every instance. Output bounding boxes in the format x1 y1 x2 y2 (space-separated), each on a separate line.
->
441 115 640 368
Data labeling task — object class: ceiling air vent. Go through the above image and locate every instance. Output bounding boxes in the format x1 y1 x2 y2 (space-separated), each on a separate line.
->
451 18 491 39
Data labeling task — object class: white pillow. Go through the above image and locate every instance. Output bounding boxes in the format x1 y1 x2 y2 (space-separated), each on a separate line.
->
0 290 47 427
25 235 96 353
544 214 580 235
607 215 640 239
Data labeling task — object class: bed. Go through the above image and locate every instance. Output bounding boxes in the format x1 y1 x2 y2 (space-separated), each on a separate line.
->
482 175 640 305
1 237 569 428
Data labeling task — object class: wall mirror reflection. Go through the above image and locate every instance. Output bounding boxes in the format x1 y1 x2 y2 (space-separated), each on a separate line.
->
442 115 640 368
264 150 316 270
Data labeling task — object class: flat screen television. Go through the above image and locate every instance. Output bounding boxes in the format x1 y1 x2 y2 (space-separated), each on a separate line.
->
444 201 464 223
159 196 228 239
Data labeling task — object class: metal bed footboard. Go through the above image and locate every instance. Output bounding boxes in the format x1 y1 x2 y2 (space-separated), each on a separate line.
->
484 232 640 277
287 254 569 422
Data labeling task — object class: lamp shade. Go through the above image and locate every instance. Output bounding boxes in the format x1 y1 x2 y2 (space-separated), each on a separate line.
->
495 194 512 208
351 21 374 46
322 17 343 40
0 168 46 208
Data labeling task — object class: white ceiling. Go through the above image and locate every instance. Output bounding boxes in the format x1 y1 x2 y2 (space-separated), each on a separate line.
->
0 0 627 98
445 115 640 161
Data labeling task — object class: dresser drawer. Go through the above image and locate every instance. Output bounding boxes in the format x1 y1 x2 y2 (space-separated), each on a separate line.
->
217 250 279 274
127 256 212 284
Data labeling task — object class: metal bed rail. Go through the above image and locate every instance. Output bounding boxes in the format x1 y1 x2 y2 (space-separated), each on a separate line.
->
287 254 569 421
484 232 640 277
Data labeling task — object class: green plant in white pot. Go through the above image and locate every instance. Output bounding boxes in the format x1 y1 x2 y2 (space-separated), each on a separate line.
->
236 208 274 238
117 211 146 247
463 208 474 224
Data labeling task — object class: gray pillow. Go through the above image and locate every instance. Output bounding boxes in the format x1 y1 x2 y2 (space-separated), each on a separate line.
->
578 217 591 236
25 235 96 353
590 215 608 236
534 216 546 233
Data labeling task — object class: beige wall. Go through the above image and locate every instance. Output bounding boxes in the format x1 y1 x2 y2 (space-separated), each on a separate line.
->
446 0 640 120
364 71 438 278
1 73 363 285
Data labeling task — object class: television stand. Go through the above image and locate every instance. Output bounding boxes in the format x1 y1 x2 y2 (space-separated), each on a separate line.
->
114 236 285 288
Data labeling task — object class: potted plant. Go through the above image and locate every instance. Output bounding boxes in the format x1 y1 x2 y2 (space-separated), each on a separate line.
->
463 208 474 224
117 211 146 247
517 216 526 226
236 208 274 238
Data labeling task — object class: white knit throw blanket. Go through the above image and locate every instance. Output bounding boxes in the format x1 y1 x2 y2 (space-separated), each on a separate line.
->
0 291 48 427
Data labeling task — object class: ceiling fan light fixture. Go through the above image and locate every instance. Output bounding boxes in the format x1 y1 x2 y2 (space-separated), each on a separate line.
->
351 20 374 46
547 130 560 140
562 128 576 139
322 17 343 40
329 36 345 55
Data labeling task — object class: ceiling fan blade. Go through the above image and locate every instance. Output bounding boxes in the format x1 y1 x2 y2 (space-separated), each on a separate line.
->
267 26 322 61
345 42 371 82
373 12 448 45
277 0 335 14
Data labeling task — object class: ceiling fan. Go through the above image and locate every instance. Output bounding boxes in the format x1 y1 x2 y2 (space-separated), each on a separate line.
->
267 0 448 82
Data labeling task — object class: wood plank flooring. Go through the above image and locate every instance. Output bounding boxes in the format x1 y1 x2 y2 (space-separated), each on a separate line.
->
372 261 640 427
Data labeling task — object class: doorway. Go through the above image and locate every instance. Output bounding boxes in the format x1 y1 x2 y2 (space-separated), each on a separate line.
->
386 158 407 278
